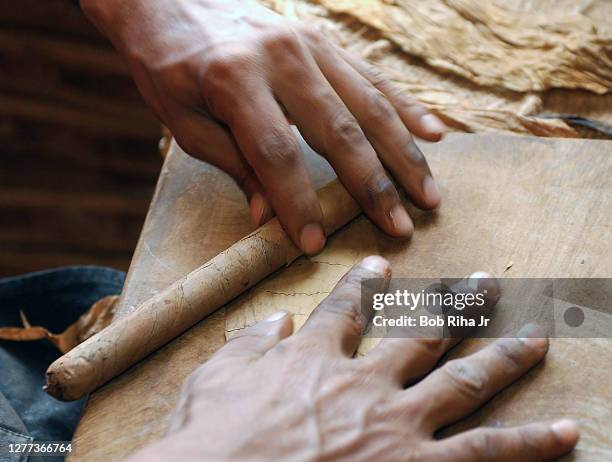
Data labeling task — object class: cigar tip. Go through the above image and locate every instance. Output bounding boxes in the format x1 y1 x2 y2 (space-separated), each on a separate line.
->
44 361 78 402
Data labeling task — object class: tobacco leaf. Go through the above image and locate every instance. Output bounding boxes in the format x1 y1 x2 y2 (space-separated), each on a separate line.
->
314 0 612 94
260 0 590 136
0 295 119 353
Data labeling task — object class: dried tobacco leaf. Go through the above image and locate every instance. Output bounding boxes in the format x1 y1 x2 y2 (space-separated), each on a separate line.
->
0 295 119 353
259 0 608 136
314 0 612 94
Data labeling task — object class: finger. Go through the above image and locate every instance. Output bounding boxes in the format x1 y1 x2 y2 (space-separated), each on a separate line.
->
405 324 549 431
167 310 294 435
224 86 326 254
441 272 500 339
335 46 446 142
361 338 454 388
249 191 274 228
310 40 440 209
198 52 325 253
298 256 391 356
219 311 294 362
169 110 274 227
358 272 499 385
427 420 579 462
267 42 413 238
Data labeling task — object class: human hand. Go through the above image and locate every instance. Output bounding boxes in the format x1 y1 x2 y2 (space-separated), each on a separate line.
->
127 256 579 462
81 0 446 255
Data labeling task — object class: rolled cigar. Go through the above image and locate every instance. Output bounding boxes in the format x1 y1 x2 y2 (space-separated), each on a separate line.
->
45 179 360 401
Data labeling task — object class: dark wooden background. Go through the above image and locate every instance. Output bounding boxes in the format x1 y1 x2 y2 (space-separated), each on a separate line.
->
0 0 162 276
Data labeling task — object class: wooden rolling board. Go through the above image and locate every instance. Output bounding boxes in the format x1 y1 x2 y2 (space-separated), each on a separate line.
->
70 133 611 461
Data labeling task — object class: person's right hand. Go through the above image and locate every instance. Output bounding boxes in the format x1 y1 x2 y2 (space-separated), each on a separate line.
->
127 256 579 462
80 0 446 255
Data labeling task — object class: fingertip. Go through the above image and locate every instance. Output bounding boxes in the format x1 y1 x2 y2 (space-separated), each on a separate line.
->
551 419 580 448
422 176 441 209
389 204 414 237
299 222 326 256
467 271 494 290
517 323 550 352
467 271 500 300
420 114 446 141
360 255 391 276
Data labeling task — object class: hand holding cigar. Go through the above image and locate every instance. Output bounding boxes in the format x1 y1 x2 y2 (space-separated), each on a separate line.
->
45 179 360 401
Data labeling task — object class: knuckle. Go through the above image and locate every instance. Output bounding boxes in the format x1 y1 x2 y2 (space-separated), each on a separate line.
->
325 111 366 152
361 169 397 210
320 297 363 334
254 128 299 168
516 426 542 452
201 49 251 94
296 23 322 43
174 130 202 158
404 138 427 165
262 28 303 57
365 66 389 88
200 51 254 120
443 359 487 400
417 337 448 357
364 90 396 124
491 339 524 371
319 367 359 397
202 54 234 84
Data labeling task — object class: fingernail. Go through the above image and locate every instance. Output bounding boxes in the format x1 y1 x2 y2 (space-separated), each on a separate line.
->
389 204 413 236
422 176 441 209
421 114 446 135
467 271 492 291
517 323 545 339
517 323 548 349
264 311 288 322
299 223 326 255
361 256 391 275
249 193 268 227
551 419 579 445
467 271 501 301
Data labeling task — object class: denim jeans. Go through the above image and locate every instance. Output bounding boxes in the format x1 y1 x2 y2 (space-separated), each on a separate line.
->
0 267 125 461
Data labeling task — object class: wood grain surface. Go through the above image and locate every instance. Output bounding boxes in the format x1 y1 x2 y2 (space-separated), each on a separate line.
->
70 133 611 461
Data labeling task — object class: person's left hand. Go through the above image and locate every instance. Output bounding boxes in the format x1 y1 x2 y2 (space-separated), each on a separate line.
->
127 256 579 462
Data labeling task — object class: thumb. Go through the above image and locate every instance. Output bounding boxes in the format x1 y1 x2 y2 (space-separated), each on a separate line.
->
246 189 274 229
220 311 294 361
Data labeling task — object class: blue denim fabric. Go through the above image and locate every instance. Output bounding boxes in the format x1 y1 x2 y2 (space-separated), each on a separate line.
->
0 267 125 462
